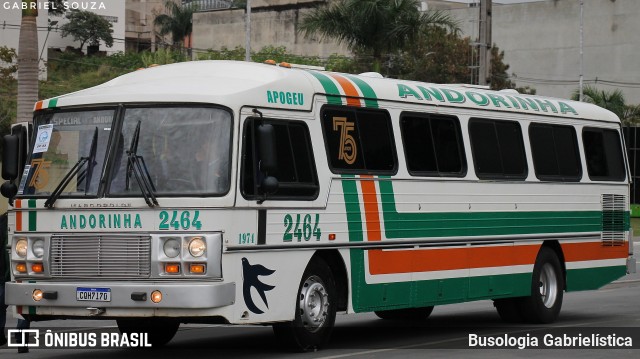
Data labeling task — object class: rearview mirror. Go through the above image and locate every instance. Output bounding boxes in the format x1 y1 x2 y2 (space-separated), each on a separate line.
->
2 134 19 181
257 123 277 174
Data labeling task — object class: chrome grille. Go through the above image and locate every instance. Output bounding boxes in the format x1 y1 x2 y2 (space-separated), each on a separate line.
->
601 194 626 247
50 234 151 279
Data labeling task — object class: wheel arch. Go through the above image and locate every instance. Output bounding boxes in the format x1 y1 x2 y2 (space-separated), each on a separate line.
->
312 249 348 312
541 240 567 290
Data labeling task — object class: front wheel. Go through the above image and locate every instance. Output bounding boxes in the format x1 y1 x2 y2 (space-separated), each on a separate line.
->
273 259 337 352
518 247 564 323
116 318 180 347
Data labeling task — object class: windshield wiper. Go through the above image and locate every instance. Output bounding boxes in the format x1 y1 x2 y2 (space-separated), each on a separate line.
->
44 127 99 208
78 127 99 194
126 121 158 207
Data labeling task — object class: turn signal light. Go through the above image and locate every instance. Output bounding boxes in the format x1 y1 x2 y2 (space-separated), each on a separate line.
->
151 290 163 303
32 289 43 302
16 263 27 273
165 263 180 274
32 263 44 273
189 264 206 274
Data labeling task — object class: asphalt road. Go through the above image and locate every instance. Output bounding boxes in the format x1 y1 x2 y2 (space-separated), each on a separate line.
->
2 242 639 358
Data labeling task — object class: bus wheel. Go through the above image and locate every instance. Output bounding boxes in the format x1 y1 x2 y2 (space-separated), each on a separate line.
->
519 247 564 323
374 306 434 321
493 298 524 323
116 318 180 347
273 259 337 352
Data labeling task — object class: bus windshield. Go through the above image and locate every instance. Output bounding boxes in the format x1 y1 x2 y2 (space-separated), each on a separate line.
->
21 109 115 197
108 107 232 196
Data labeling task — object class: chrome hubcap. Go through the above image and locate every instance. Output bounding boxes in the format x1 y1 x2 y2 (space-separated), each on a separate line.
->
539 263 558 308
299 275 329 332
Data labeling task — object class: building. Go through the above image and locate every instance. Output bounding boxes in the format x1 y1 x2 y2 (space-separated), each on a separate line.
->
191 0 640 102
0 0 125 79
125 0 179 52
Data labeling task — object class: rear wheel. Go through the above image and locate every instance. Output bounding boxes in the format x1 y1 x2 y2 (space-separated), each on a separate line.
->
518 247 564 323
116 318 179 347
374 306 434 321
273 259 337 352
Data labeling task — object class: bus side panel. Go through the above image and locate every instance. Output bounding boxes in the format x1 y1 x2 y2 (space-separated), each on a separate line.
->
339 177 623 312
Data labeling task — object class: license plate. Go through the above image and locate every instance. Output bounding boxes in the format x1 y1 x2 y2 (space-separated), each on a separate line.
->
76 287 111 302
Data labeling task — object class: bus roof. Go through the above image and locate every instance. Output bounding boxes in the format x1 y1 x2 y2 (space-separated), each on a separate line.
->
35 60 620 124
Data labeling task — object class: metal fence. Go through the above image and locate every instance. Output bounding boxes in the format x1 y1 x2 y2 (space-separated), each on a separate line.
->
182 0 234 12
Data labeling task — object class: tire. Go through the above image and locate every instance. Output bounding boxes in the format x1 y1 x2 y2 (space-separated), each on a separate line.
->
374 306 434 321
493 298 524 323
518 247 564 323
116 318 180 347
273 258 337 352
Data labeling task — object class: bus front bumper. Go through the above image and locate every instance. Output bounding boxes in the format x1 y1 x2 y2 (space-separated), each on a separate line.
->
5 281 236 310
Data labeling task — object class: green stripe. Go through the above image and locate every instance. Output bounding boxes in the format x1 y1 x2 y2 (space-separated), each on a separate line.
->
48 98 58 108
344 75 379 108
378 180 627 238
308 71 343 105
28 199 36 231
566 266 626 291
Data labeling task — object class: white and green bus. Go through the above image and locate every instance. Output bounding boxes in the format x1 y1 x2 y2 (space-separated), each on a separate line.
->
2 60 635 351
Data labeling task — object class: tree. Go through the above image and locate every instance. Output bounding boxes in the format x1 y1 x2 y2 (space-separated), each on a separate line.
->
16 1 65 123
153 0 197 51
572 86 639 125
60 10 114 51
299 0 459 73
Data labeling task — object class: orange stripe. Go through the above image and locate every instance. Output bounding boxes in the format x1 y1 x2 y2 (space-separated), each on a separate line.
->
369 245 541 275
15 199 22 231
561 241 629 262
360 176 381 242
35 101 43 110
329 74 362 107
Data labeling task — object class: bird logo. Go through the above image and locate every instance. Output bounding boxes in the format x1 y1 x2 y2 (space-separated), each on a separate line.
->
241 257 276 314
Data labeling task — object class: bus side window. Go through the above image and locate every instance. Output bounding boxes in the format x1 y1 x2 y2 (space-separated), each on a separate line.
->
529 123 581 182
582 127 626 181
469 118 528 180
321 106 397 175
241 118 319 200
400 113 467 177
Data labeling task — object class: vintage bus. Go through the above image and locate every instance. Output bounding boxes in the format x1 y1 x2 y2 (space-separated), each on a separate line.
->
2 60 635 351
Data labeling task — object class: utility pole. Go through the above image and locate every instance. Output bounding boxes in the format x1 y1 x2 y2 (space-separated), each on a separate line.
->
478 0 492 86
579 0 584 101
245 0 252 62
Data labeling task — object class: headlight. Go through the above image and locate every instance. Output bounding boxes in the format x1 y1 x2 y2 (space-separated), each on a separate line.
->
15 238 28 258
163 238 181 258
32 239 45 258
188 237 206 257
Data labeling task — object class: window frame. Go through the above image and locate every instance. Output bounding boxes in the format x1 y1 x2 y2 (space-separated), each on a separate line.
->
528 123 583 182
240 117 320 201
582 126 627 182
468 117 528 181
399 112 467 178
320 105 398 176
